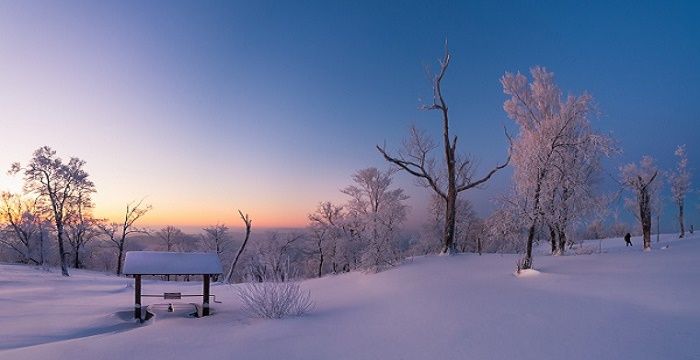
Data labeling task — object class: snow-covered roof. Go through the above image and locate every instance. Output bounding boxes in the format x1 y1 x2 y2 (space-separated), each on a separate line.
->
123 251 223 275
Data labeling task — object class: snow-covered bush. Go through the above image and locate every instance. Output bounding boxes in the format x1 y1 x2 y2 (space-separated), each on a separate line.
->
235 280 314 319
573 245 598 255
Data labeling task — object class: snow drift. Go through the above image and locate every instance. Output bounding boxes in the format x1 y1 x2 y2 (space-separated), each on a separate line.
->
0 234 698 360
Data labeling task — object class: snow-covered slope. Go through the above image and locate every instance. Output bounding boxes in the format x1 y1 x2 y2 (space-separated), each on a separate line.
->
1 234 699 360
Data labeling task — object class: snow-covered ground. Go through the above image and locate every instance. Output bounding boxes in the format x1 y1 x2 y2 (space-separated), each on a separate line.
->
1 233 699 360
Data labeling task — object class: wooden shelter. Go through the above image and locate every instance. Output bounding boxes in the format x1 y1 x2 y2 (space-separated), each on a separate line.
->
123 251 223 319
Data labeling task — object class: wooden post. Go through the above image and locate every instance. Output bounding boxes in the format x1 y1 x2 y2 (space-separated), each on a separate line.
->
203 274 210 316
134 275 142 320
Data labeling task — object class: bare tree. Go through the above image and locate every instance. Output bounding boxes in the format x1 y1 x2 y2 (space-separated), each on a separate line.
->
154 225 185 280
669 145 690 238
378 46 509 254
10 146 95 276
98 199 151 275
201 223 231 261
0 192 43 264
225 210 252 283
156 225 185 252
620 156 659 251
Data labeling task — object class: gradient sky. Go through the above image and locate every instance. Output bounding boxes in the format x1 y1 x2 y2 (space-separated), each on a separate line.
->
1 1 699 231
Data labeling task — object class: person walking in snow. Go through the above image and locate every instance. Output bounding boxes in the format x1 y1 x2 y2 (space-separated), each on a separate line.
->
624 233 633 247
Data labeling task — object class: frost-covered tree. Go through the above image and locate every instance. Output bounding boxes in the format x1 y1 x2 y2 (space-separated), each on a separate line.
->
307 202 344 277
668 145 691 238
482 202 527 254
64 188 101 269
201 223 231 257
543 132 612 255
98 199 151 275
10 146 95 276
378 46 509 254
620 156 659 251
502 67 608 268
0 192 43 264
246 232 304 282
342 167 409 270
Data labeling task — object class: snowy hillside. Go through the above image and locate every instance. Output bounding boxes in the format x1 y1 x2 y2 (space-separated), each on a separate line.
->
1 234 699 360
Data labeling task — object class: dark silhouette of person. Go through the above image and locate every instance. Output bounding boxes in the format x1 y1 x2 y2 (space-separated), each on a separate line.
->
624 233 632 247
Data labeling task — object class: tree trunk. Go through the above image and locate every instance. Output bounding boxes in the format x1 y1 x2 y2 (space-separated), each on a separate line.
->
679 202 685 238
317 236 324 278
524 222 535 269
116 242 125 275
558 230 567 254
523 173 544 269
56 225 70 276
442 191 457 254
640 190 652 251
74 244 81 269
549 225 557 254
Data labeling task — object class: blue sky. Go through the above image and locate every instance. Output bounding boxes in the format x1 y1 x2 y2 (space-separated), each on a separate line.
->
0 0 698 230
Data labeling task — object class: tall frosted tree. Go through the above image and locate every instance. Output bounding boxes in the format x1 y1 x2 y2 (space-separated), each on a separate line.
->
10 146 95 276
620 156 659 251
378 46 509 254
501 67 608 268
668 145 690 238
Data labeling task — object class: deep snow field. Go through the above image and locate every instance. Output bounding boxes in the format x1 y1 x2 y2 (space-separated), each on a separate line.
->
1 234 699 360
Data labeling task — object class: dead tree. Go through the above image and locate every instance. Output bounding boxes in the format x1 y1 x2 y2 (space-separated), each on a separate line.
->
225 210 252 283
377 45 510 254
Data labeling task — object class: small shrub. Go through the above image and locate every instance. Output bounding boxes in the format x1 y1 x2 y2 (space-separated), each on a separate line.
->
573 245 598 255
235 280 314 319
